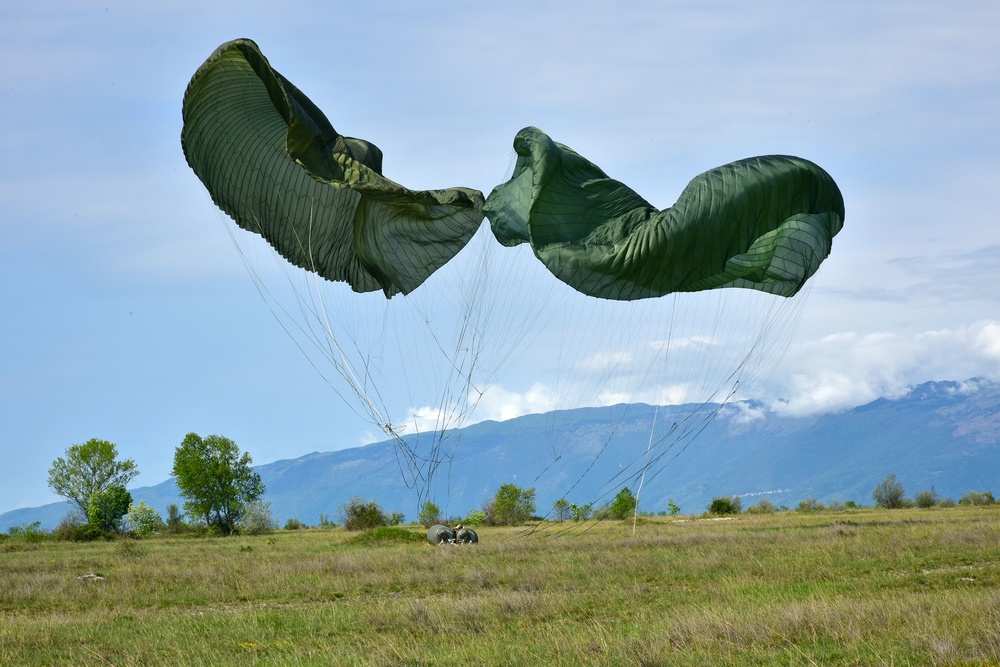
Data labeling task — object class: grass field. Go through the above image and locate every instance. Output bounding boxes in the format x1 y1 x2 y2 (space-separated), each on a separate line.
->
2 507 1000 666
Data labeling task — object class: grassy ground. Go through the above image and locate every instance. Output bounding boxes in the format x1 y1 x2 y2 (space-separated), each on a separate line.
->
2 507 1000 666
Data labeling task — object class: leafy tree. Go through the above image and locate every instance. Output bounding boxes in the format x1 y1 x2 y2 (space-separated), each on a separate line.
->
570 502 593 522
123 501 162 538
667 499 681 516
552 498 571 522
872 473 906 509
165 504 186 533
464 509 487 526
607 487 639 520
418 501 441 527
47 438 138 517
708 495 742 515
87 485 132 532
171 433 265 535
484 483 535 526
240 500 277 535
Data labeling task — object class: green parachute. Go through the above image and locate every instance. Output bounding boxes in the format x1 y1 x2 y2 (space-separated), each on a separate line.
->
483 127 844 300
181 39 484 298
181 39 844 302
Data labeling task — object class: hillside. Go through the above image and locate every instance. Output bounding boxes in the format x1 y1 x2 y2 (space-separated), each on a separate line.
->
3 379 998 531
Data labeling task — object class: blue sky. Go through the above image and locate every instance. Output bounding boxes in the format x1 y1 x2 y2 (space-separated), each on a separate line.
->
2 1 999 513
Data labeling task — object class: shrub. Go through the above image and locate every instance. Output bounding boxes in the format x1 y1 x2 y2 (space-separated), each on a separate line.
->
418 501 441 527
318 514 336 528
123 501 162 538
797 497 825 512
240 500 277 535
73 523 114 542
338 496 389 531
872 474 907 509
914 489 940 509
284 518 304 530
708 496 742 515
745 498 778 514
959 490 996 506
667 499 681 516
464 509 487 526
52 512 87 540
8 521 46 543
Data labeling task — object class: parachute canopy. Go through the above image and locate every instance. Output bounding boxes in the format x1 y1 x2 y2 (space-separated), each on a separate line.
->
483 127 844 300
181 38 485 297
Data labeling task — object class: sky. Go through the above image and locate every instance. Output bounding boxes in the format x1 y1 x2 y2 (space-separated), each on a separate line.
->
2 1 999 513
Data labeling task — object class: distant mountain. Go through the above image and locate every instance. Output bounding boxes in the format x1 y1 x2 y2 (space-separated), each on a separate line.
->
3 379 998 532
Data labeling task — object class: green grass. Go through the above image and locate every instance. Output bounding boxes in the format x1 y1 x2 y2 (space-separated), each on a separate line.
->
2 508 1000 665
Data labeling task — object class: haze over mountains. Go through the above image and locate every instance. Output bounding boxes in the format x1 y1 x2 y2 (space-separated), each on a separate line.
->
3 379 998 532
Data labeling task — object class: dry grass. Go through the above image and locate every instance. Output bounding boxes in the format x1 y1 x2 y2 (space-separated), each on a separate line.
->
2 507 1000 665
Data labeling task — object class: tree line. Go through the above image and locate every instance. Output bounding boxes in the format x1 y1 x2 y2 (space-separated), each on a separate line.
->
22 436 999 542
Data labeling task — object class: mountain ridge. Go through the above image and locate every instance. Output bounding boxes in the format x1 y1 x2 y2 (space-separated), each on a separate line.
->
3 379 998 531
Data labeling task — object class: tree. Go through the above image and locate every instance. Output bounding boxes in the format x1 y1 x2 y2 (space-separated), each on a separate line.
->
418 501 441 527
171 433 264 535
47 438 138 517
708 496 742 515
552 498 571 522
484 483 535 526
87 484 132 532
123 501 162 538
872 473 906 509
607 487 639 520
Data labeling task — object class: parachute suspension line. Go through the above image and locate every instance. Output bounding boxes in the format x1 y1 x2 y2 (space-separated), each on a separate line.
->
633 294 678 536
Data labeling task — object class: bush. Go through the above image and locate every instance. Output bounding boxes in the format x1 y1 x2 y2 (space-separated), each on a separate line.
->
8 521 46 543
708 496 742 515
123 501 162 538
745 498 778 514
959 490 996 506
284 518 304 530
418 501 441 527
797 497 825 512
52 512 87 540
73 523 114 542
667 499 681 516
338 496 389 531
464 509 487 526
240 500 277 535
318 514 336 528
914 489 940 509
872 474 907 509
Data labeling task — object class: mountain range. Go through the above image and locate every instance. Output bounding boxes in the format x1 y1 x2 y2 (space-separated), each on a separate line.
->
3 379 998 532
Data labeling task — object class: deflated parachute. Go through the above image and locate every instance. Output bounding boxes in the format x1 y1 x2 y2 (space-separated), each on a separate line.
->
483 127 844 301
181 39 485 298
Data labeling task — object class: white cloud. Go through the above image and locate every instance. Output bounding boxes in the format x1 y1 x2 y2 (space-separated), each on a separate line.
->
767 321 1000 417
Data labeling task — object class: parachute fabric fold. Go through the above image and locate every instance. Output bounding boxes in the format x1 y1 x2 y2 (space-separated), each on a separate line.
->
181 39 485 297
483 127 844 300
